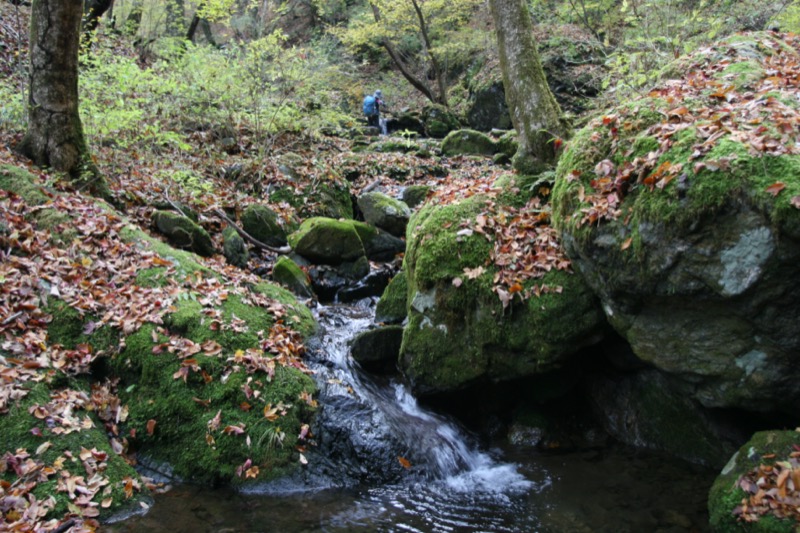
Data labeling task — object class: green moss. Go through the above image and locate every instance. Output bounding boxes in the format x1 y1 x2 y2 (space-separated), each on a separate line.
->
375 271 408 324
719 60 764 88
0 164 50 205
251 282 316 338
241 205 287 247
270 179 353 220
288 217 366 264
46 300 119 354
406 196 494 287
441 129 497 157
121 226 214 280
402 196 603 393
111 320 317 485
708 430 800 532
0 383 148 521
272 256 314 299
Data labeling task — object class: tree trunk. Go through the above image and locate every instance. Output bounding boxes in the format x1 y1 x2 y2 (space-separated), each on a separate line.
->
410 0 447 106
83 0 114 36
370 3 440 105
490 0 567 174
17 0 109 197
166 0 186 36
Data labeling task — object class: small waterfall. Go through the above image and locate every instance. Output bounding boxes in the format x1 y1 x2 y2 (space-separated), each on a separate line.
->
379 117 388 136
310 299 532 493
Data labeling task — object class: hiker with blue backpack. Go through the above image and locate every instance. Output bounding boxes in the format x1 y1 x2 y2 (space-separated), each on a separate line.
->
363 90 384 129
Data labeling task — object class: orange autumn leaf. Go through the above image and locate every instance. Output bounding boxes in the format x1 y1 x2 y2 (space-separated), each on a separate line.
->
398 456 411 469
146 419 156 436
766 182 786 196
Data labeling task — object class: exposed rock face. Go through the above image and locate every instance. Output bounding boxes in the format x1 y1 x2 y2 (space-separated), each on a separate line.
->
551 32 800 414
400 193 604 395
587 369 740 467
466 81 512 132
350 325 403 374
357 192 411 237
152 210 215 257
241 204 287 247
351 221 406 262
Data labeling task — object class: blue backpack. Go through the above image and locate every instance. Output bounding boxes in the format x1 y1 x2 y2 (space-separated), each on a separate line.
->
363 95 377 116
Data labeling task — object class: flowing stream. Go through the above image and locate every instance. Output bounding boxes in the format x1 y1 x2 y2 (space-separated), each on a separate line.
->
111 300 716 532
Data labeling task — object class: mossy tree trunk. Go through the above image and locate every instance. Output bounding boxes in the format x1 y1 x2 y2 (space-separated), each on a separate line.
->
17 0 109 197
489 0 567 174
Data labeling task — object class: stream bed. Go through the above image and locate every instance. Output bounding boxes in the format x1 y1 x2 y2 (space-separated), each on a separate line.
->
109 300 716 532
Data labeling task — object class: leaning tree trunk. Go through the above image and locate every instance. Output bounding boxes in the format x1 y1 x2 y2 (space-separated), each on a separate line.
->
17 0 109 197
490 0 567 174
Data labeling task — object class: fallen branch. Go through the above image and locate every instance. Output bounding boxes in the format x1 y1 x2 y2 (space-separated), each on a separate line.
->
211 208 291 254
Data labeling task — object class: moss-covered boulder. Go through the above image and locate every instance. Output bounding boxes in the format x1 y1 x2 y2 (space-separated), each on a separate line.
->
551 32 800 413
357 192 411 237
288 217 366 265
272 256 314 298
376 271 408 324
241 204 287 247
422 104 461 139
0 165 320 528
441 129 497 157
270 177 353 221
351 220 405 262
401 193 604 395
402 185 431 209
222 227 249 268
708 430 800 532
152 210 216 257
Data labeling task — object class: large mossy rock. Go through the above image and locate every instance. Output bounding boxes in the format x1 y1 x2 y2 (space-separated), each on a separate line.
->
241 204 287 247
708 430 800 532
288 217 366 265
110 283 317 485
152 210 215 257
400 193 604 395
270 176 353 221
357 192 411 237
0 165 320 525
422 104 461 139
441 129 497 157
552 32 800 413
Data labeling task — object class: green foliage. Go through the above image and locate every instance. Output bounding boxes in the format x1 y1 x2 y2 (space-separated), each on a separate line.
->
331 0 484 103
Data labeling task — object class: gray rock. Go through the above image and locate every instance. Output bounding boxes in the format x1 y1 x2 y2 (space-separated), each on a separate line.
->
350 325 404 373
